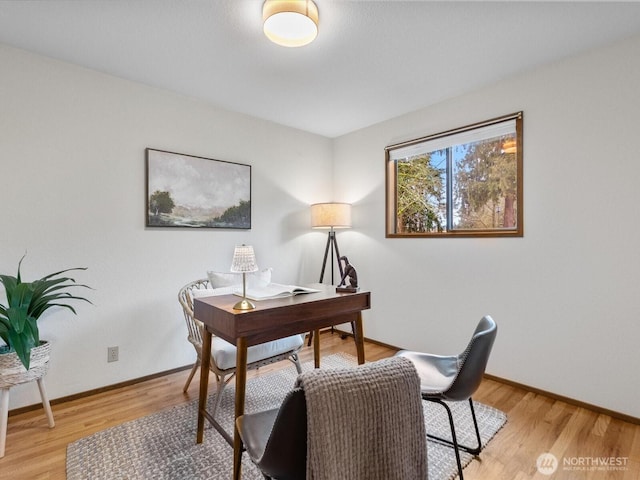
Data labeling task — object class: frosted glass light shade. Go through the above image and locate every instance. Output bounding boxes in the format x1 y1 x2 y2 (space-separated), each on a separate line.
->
230 245 259 273
311 203 352 229
263 0 319 47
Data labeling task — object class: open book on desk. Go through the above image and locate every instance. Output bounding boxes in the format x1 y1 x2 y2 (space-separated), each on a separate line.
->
234 283 321 301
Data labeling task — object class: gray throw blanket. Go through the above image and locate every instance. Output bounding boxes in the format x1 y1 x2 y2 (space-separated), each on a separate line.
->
295 356 428 480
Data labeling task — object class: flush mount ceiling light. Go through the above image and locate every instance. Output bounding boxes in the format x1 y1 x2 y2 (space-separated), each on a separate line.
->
263 0 319 47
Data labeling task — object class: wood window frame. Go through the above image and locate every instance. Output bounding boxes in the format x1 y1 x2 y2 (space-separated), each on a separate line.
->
385 112 523 238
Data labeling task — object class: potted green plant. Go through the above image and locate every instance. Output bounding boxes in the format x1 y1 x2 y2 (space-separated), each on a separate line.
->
0 255 91 371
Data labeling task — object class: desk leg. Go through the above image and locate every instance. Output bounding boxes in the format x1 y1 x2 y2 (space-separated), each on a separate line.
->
354 312 365 365
233 337 248 480
313 329 320 368
197 328 212 443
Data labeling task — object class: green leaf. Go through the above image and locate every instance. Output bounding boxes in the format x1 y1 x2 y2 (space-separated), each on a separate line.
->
12 282 35 310
24 315 39 345
6 305 28 333
29 291 92 319
0 274 19 306
0 322 9 345
40 267 87 282
7 327 36 370
16 253 26 283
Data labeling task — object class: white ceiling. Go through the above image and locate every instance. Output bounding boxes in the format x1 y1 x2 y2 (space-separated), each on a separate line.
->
2 1 640 138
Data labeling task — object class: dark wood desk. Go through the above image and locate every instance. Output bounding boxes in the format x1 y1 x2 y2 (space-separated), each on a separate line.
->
193 284 371 480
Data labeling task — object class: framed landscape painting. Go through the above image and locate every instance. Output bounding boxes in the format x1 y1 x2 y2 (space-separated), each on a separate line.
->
146 148 251 229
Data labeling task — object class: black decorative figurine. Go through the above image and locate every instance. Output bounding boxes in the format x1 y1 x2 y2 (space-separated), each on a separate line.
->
336 256 359 293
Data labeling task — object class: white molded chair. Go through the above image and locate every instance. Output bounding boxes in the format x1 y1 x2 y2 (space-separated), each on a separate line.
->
178 279 304 420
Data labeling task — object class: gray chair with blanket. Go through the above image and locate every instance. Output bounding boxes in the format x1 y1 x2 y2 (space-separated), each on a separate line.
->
236 356 428 480
395 315 497 480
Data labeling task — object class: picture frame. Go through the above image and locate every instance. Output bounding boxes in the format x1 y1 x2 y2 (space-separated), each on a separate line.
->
146 148 251 229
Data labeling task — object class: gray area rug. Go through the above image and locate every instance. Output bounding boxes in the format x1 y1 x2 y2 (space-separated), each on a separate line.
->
67 353 506 479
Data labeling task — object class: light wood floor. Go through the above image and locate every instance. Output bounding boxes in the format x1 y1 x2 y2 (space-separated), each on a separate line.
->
2 332 639 480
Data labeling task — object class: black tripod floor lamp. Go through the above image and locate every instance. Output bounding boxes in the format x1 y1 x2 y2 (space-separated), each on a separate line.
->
311 202 352 284
309 202 352 345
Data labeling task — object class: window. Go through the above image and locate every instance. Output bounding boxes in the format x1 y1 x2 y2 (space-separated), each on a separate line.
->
385 112 523 237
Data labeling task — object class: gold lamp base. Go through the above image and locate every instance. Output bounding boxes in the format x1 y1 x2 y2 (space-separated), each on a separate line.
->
233 298 256 310
230 251 258 311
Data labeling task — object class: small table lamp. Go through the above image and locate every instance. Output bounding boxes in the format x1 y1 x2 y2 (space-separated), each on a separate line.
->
310 202 352 284
230 244 259 310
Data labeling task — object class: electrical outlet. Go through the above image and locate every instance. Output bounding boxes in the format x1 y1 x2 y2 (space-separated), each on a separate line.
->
107 346 119 363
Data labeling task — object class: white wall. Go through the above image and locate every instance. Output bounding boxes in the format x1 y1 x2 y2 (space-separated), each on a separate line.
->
333 34 640 418
0 44 333 409
4 33 640 419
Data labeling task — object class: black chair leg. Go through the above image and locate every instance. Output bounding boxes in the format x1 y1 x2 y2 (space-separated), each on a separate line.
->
425 397 484 479
466 398 482 455
427 399 464 479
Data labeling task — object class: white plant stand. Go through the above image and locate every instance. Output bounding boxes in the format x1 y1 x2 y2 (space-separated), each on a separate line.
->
0 342 55 458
